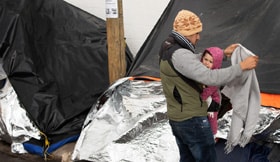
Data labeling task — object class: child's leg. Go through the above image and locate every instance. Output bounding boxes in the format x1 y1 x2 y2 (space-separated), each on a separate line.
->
207 112 218 136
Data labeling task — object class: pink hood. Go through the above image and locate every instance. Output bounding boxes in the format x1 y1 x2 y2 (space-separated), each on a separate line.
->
202 47 224 69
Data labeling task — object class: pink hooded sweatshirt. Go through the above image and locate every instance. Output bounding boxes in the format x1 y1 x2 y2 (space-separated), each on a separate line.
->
200 47 224 104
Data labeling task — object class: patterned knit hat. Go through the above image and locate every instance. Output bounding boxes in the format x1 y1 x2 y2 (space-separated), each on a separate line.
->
173 10 203 36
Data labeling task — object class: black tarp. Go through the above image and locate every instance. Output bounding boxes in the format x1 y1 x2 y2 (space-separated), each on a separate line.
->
215 139 271 162
127 0 280 94
0 0 133 152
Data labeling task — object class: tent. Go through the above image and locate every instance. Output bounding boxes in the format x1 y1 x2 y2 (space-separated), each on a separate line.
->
1 0 280 161
0 0 133 157
127 0 280 108
72 0 280 161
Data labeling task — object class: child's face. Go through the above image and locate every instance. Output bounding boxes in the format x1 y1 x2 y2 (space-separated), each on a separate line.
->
202 53 213 69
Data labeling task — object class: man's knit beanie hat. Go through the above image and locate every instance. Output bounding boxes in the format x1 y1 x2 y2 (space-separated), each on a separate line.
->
173 10 203 36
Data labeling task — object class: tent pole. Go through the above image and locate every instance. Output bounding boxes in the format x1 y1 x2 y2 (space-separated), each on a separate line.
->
106 0 126 84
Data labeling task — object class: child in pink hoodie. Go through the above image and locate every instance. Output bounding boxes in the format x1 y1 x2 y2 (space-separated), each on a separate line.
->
200 47 224 141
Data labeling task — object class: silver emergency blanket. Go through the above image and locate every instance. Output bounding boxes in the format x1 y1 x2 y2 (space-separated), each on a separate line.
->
0 70 40 153
217 107 280 143
72 78 179 161
72 78 280 162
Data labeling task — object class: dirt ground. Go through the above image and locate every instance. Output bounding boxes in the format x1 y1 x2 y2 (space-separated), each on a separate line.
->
0 140 77 162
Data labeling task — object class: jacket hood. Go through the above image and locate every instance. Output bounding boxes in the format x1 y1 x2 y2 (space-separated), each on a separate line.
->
202 47 224 69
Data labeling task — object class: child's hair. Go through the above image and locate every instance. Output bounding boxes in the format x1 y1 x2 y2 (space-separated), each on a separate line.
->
201 47 224 69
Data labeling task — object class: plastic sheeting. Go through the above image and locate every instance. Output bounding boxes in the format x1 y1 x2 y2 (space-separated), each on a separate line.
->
72 78 280 161
127 0 280 94
0 0 133 153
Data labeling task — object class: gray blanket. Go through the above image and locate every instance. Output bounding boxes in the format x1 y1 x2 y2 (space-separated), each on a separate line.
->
221 44 261 153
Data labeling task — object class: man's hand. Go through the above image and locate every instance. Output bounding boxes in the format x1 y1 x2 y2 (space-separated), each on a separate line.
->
240 56 259 70
224 43 239 57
